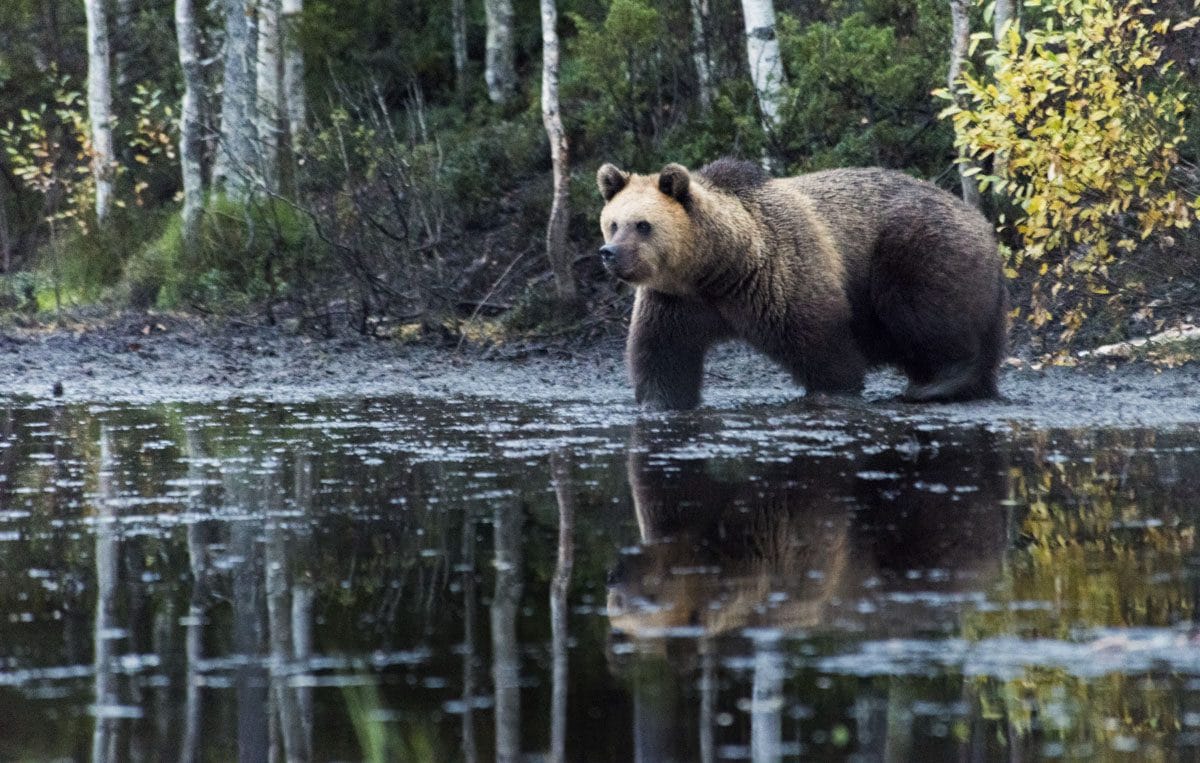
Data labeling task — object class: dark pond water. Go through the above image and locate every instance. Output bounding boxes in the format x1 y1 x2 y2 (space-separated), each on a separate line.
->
0 396 1198 761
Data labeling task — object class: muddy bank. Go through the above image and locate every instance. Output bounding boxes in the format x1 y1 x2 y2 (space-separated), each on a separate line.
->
1 312 1198 428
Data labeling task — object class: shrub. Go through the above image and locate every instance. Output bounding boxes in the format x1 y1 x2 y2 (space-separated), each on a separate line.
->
940 0 1200 344
775 0 955 176
125 197 328 316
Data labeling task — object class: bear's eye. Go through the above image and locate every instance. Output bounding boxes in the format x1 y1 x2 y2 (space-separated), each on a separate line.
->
610 222 617 235
636 221 652 236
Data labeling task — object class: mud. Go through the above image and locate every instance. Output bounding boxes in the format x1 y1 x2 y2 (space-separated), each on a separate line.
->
2 312 1199 428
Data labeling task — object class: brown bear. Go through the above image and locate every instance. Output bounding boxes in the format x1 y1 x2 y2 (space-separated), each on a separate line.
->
596 158 1007 409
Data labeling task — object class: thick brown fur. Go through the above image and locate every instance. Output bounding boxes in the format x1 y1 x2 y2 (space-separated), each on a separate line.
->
596 158 1008 409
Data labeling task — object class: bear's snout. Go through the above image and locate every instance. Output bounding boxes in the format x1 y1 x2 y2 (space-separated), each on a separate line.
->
599 243 644 283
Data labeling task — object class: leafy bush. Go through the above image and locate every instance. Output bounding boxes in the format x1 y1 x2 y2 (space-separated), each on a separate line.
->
125 197 328 315
775 0 955 176
941 0 1200 344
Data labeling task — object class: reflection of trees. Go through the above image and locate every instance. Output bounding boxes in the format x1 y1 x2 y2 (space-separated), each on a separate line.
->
92 426 119 763
549 453 575 763
460 508 479 763
491 500 523 763
957 429 1200 756
181 426 211 763
183 426 316 763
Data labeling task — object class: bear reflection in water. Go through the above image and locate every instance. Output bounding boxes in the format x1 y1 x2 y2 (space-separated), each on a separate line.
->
607 421 1011 640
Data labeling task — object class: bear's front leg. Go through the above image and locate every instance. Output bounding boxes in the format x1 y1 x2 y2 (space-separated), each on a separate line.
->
626 289 730 410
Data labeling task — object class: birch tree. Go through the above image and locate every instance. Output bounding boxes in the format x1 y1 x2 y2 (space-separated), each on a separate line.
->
948 0 982 207
214 0 258 200
994 0 1017 40
115 0 136 89
541 0 575 306
281 0 306 147
452 0 468 97
84 0 116 223
690 0 714 113
257 0 282 191
484 0 516 105
991 0 1018 183
740 0 786 131
176 0 205 245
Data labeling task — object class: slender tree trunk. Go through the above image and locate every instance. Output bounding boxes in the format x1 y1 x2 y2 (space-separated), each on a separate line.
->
690 0 713 113
750 635 784 761
176 0 205 246
181 428 209 763
491 502 523 763
114 0 136 89
483 0 516 105
739 0 786 131
994 0 1016 40
540 0 575 307
992 0 1017 185
549 454 575 763
215 0 258 199
281 0 306 148
0 185 11 272
92 427 120 763
84 0 116 223
264 469 304 763
949 0 981 207
290 451 314 761
452 0 468 97
228 459 269 762
257 0 282 192
459 514 479 763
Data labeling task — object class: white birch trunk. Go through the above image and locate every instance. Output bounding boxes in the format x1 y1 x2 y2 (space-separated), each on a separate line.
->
215 0 258 200
992 0 1017 183
257 0 282 192
92 427 120 763
115 0 136 88
85 0 116 223
491 502 522 763
484 0 516 105
281 0 306 148
452 0 468 96
690 0 713 113
0 185 11 272
994 0 1017 40
740 0 786 131
549 454 575 763
541 0 575 305
176 0 206 245
949 0 982 207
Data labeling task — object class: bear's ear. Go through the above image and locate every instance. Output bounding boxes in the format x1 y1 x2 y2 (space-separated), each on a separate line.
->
597 163 630 201
658 164 690 203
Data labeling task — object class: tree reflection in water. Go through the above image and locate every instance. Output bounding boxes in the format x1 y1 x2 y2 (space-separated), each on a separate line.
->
0 400 1195 760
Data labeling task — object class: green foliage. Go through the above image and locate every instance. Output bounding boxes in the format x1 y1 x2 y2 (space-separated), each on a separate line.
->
125 197 328 314
562 0 669 164
124 83 179 207
0 72 95 235
775 0 955 175
939 0 1200 344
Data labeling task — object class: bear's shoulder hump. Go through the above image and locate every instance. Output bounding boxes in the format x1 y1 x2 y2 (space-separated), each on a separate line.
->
697 158 770 197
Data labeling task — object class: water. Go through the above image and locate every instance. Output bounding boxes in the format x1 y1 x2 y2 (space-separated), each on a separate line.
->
0 395 1198 761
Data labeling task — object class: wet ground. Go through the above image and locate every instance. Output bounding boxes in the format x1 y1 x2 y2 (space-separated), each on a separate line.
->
3 321 1200 760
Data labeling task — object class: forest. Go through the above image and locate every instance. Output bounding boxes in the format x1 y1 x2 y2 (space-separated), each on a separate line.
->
1 0 1199 356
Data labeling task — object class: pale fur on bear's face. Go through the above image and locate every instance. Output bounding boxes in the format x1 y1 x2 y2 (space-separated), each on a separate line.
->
597 163 697 296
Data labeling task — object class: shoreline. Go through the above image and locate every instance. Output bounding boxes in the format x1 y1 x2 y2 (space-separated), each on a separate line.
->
2 312 1199 430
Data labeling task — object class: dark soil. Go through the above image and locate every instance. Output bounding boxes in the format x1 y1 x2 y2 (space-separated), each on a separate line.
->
2 311 1199 429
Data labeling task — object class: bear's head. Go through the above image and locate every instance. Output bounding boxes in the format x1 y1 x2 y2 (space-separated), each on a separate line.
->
597 163 696 295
